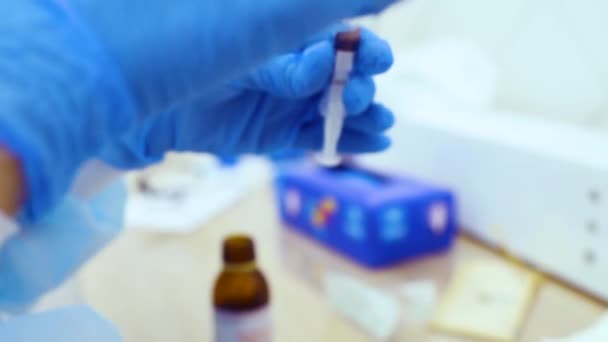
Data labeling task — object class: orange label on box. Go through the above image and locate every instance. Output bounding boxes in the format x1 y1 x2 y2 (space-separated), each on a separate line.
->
214 306 272 342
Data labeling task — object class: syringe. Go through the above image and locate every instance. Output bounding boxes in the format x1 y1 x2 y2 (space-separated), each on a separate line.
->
316 28 361 167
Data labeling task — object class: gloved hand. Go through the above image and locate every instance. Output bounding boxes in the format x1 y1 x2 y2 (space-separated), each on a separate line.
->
0 305 122 342
101 28 395 169
69 0 400 117
0 181 126 314
1 0 399 222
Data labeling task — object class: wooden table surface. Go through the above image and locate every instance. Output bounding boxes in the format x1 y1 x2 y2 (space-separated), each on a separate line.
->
78 185 606 342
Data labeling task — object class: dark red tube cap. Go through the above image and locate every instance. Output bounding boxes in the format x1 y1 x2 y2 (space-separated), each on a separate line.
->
334 28 361 52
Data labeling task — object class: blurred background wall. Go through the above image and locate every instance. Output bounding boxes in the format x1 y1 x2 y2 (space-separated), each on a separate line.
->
362 0 608 129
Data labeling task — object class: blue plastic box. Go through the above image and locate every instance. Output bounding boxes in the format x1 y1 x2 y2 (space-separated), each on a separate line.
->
275 161 457 268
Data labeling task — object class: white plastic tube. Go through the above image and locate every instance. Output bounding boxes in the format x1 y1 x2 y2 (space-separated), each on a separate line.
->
316 32 359 167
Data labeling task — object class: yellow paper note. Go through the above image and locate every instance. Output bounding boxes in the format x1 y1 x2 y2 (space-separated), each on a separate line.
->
432 259 541 342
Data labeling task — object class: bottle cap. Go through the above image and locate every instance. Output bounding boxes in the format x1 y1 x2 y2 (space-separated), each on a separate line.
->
222 234 255 263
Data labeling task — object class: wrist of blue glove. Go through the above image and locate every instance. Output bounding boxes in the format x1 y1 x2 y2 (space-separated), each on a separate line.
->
101 27 394 169
0 181 126 314
0 2 135 221
0 305 122 342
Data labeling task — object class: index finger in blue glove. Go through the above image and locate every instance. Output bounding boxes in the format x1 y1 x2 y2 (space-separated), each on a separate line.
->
233 40 334 98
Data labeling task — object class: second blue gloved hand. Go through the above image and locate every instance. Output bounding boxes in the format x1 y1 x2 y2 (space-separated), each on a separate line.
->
102 28 394 168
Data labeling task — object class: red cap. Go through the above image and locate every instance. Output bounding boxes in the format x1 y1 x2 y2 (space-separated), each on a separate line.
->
334 28 361 52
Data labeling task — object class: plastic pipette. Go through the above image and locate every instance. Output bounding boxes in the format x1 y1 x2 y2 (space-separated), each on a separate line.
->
316 29 361 167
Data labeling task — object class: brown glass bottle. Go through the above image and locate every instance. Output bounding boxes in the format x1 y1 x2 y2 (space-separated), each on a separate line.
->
213 234 271 342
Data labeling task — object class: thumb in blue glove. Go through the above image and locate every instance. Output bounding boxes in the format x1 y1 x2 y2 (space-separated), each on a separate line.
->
101 28 395 169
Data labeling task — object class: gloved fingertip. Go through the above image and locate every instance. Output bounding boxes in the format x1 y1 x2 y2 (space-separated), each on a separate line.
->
359 135 391 153
376 135 392 150
378 109 395 131
356 28 394 75
292 40 334 97
343 77 375 115
336 129 392 153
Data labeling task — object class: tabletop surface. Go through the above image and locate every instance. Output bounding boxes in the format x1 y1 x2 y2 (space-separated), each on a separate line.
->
79 185 606 342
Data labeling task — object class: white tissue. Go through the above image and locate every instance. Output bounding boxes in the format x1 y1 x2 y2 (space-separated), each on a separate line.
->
399 280 437 324
323 272 400 340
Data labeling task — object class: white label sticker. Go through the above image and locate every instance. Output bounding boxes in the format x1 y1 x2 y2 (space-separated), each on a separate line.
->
285 188 301 217
428 202 448 235
214 306 272 342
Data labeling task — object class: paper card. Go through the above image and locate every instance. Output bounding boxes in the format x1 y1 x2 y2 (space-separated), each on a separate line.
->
432 259 541 342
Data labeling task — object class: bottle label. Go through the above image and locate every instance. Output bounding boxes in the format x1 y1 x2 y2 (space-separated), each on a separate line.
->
214 306 272 342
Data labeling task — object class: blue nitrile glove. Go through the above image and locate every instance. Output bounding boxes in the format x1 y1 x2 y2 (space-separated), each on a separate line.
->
69 0 400 117
0 181 126 314
0 305 122 342
101 28 395 169
2 0 399 222
0 1 135 221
